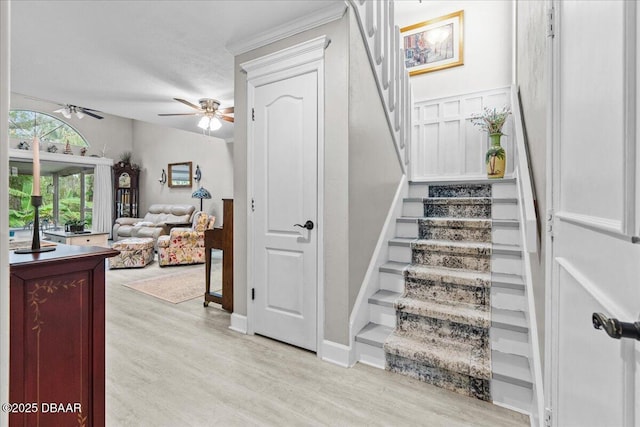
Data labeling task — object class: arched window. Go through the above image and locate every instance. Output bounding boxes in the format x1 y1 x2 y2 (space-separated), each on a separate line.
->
9 110 89 147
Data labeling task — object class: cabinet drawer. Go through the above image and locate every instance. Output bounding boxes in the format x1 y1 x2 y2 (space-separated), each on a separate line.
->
69 234 108 247
47 234 67 244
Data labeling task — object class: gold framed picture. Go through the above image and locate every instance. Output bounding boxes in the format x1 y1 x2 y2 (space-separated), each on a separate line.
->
401 10 464 76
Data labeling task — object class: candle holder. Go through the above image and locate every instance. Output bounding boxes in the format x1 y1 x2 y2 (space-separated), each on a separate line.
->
14 196 56 254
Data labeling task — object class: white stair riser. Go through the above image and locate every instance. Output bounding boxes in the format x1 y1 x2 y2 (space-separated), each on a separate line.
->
370 304 396 328
492 182 517 198
491 254 523 275
492 203 518 220
379 271 405 293
492 227 521 246
356 341 385 369
389 245 411 264
491 327 530 358
408 184 428 198
491 287 526 312
491 379 533 414
396 221 418 238
403 201 423 217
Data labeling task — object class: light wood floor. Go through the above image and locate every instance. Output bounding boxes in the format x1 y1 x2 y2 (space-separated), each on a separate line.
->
106 259 529 427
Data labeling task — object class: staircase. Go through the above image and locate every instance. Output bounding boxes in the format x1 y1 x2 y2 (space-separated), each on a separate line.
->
355 179 534 414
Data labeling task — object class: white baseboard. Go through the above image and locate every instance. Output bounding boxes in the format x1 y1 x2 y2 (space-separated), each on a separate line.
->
229 313 247 334
321 340 353 368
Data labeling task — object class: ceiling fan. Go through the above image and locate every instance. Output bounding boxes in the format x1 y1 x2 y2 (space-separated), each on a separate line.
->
53 104 104 120
158 98 234 132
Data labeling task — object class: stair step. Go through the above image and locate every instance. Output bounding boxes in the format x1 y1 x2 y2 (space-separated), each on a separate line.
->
428 184 492 198
491 287 526 312
491 377 533 414
403 198 425 217
405 265 491 288
492 198 519 220
396 217 419 238
425 197 492 219
492 243 522 257
490 327 530 358
413 239 491 272
492 350 533 388
356 322 393 348
368 290 402 308
408 179 516 198
379 261 408 275
492 308 528 333
388 238 413 263
491 273 525 290
395 297 489 328
385 333 491 380
419 218 492 243
492 220 521 246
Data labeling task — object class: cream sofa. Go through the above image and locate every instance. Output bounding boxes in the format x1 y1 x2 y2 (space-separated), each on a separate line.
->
112 204 196 245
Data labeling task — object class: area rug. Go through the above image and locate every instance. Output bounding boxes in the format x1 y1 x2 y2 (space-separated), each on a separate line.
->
123 266 222 304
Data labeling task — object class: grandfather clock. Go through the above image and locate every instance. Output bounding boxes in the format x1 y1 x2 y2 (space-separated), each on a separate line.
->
113 164 139 222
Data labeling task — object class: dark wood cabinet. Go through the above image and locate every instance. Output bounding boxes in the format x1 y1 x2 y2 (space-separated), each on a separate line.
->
9 245 118 427
205 198 233 311
113 164 139 222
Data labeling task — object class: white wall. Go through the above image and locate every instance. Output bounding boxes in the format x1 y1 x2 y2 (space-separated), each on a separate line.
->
132 121 233 225
395 1 512 102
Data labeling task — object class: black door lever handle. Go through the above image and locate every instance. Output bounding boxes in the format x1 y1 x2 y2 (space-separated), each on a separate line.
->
294 220 314 230
592 312 640 341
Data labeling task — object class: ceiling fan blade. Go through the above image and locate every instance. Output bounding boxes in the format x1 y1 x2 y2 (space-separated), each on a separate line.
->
219 115 234 123
173 98 202 111
158 113 199 117
82 110 104 120
80 107 101 112
218 107 234 114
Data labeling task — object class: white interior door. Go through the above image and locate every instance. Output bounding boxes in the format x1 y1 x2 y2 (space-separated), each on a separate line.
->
550 2 640 426
251 70 318 352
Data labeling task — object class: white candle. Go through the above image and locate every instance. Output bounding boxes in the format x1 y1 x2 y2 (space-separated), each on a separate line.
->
32 137 40 196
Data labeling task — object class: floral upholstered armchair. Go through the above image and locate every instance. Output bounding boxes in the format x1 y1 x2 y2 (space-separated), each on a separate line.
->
157 211 215 267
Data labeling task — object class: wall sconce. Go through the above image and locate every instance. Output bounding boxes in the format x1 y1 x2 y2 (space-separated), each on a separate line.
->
159 169 167 184
194 164 202 183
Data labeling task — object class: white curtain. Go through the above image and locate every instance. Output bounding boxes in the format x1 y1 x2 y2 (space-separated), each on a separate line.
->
93 164 113 237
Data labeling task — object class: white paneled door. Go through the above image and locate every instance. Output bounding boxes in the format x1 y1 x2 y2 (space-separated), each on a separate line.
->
550 2 640 426
251 70 318 352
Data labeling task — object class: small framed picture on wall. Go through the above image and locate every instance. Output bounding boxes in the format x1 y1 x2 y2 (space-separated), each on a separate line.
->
401 10 464 76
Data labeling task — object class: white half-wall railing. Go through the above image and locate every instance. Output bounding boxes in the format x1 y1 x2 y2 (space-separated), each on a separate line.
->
411 87 514 181
511 85 538 253
350 0 412 173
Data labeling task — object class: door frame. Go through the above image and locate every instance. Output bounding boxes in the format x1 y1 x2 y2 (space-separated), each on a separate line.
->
545 1 639 423
241 36 328 358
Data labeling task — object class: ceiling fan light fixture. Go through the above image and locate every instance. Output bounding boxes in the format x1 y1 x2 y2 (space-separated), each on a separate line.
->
197 116 211 130
209 116 222 131
75 110 85 119
61 108 71 119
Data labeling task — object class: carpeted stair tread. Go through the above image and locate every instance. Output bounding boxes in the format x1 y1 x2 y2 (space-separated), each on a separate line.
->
395 297 490 328
384 333 491 379
405 265 491 288
412 239 491 255
420 218 492 228
425 197 492 204
428 184 492 198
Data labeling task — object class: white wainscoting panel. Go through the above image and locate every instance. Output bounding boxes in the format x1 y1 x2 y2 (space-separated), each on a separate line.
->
411 87 514 181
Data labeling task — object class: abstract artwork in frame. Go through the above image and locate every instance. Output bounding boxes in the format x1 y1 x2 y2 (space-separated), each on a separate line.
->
401 10 464 76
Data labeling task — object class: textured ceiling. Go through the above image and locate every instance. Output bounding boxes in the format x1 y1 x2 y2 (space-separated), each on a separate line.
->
11 0 344 140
